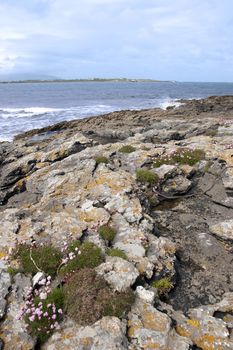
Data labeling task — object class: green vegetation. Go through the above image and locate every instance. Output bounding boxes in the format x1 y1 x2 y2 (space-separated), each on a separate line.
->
63 268 135 325
60 241 104 276
119 145 136 154
205 129 218 137
153 148 205 168
106 248 128 260
136 168 159 185
15 244 62 277
7 266 22 277
152 278 173 295
95 156 109 165
25 288 64 344
98 225 116 242
66 239 81 253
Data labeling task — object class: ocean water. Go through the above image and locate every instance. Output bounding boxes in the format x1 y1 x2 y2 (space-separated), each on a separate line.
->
0 81 233 141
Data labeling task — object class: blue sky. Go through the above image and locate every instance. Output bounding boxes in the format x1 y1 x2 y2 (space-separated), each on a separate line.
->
0 0 232 82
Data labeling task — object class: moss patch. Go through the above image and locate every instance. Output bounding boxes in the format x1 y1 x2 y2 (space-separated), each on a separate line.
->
119 145 136 154
63 268 135 325
136 169 159 185
153 149 205 168
98 225 116 242
60 241 104 276
107 248 128 260
15 244 62 277
152 278 173 295
95 156 109 165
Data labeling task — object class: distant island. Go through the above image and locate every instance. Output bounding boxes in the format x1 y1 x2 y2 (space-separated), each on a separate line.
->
0 78 171 84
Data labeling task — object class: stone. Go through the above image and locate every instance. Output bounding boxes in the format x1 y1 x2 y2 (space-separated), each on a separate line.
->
209 219 233 241
128 299 172 349
0 272 11 319
96 256 139 292
32 271 46 287
161 175 192 195
152 164 177 180
136 286 155 304
42 317 128 350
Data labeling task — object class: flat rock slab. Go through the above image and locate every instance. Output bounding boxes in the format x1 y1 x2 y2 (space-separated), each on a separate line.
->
209 219 233 240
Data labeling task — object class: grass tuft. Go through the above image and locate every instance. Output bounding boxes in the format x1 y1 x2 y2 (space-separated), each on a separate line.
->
59 241 104 276
15 244 62 277
98 225 116 242
106 248 128 260
153 148 205 168
136 169 159 185
119 145 136 154
95 156 109 165
152 277 173 295
63 268 135 325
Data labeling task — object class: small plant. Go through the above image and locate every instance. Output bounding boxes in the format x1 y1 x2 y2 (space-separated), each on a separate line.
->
63 268 135 325
59 241 104 276
152 278 173 295
17 276 64 345
7 266 22 277
15 244 62 277
95 156 109 165
119 145 136 154
107 248 128 260
98 225 116 242
205 129 218 137
136 169 159 185
153 148 205 168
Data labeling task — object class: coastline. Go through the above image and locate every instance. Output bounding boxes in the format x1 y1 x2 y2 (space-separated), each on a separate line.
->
1 95 233 349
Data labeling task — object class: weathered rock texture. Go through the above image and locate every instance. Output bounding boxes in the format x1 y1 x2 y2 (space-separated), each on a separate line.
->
1 95 233 349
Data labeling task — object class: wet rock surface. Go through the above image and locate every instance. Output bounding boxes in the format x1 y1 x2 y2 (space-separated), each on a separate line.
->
0 96 233 349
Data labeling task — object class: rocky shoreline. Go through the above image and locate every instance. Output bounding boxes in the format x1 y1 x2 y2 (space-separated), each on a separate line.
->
1 95 233 349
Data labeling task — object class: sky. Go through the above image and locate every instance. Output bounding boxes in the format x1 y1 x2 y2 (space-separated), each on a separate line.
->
0 0 233 82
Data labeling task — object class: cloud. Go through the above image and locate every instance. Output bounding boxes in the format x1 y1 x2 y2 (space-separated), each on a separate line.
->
0 0 232 81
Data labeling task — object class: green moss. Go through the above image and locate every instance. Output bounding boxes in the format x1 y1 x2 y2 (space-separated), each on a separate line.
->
60 241 104 276
7 266 22 277
98 225 116 242
67 240 81 253
119 145 136 153
15 244 62 277
106 248 128 260
25 287 64 344
63 268 135 325
95 156 109 165
152 278 173 295
136 168 159 185
205 129 218 137
153 148 205 168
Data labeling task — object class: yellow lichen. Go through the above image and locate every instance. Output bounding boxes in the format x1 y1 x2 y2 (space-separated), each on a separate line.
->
187 319 200 328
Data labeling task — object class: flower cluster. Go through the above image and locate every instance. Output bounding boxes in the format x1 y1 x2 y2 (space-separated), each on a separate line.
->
60 241 81 266
16 277 63 342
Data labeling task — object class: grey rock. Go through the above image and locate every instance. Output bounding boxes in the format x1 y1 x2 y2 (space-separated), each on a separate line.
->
96 256 139 292
0 272 11 319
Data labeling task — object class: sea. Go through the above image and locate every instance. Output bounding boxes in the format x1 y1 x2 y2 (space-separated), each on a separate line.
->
1 81 233 141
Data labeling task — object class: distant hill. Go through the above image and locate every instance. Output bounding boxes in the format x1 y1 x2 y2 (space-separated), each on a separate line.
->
0 77 168 83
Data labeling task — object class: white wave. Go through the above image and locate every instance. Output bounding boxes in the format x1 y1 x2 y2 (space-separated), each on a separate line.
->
1 107 63 117
159 99 183 110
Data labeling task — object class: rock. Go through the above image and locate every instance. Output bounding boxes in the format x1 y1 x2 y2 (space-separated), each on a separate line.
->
42 317 128 350
0 272 11 319
96 256 139 292
32 271 46 287
161 175 192 195
136 286 155 304
152 164 177 180
128 299 172 349
209 219 233 240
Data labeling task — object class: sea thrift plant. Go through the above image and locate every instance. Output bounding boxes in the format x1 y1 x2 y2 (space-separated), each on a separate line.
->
17 279 64 344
